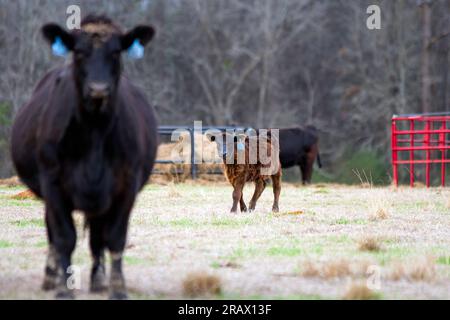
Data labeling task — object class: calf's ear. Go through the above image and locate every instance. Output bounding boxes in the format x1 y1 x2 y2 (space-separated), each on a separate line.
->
121 25 155 50
205 131 224 143
205 132 214 142
42 24 75 50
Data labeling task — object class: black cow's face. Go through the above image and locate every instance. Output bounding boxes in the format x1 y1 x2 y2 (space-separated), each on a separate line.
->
42 23 155 114
71 33 122 111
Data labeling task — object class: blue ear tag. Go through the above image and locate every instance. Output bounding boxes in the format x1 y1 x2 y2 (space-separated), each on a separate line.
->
52 36 68 57
237 141 245 151
127 39 144 59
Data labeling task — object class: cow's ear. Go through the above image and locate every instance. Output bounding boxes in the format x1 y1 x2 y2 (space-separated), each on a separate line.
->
42 24 75 51
121 25 155 50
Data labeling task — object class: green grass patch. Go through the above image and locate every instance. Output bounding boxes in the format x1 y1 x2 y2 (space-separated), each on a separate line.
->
228 246 260 260
432 202 450 213
124 255 148 265
383 238 400 245
334 218 350 225
373 246 412 265
166 217 254 228
0 185 25 191
71 254 89 265
0 197 40 207
34 240 48 248
267 246 303 257
314 188 330 194
210 217 253 227
310 244 324 255
11 218 45 228
227 244 306 259
168 218 201 227
142 184 162 191
219 292 327 300
436 256 450 265
326 235 351 243
398 201 430 211
0 240 13 248
332 218 366 225
334 150 390 185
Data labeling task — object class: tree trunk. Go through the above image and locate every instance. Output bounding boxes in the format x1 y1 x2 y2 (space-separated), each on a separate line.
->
420 1 432 113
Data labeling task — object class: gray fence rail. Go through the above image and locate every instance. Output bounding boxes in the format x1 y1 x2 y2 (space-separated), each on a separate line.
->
154 125 249 179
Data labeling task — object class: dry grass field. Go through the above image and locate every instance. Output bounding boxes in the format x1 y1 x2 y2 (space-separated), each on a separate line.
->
0 181 449 299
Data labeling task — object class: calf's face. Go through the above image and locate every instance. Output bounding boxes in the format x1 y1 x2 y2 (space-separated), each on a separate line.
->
42 24 154 113
208 132 246 162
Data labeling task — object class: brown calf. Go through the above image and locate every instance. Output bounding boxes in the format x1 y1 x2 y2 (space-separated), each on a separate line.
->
209 132 281 213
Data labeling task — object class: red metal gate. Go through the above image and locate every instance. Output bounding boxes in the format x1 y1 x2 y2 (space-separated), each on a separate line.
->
392 113 450 187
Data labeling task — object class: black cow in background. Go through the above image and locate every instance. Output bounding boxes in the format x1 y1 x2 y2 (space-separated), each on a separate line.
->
256 126 322 184
10 15 158 299
278 126 322 184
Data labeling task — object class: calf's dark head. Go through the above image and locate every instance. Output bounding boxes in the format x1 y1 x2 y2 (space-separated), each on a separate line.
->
42 16 155 114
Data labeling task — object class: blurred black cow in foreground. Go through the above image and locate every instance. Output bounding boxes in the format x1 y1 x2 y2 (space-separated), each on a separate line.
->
10 15 158 299
257 126 322 184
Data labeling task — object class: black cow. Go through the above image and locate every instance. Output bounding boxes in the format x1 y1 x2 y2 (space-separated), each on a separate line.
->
10 15 158 299
256 126 321 184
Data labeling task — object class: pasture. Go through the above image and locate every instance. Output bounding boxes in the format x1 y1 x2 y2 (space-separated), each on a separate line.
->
0 181 449 299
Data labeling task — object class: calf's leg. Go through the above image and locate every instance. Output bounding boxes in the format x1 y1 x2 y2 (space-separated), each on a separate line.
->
271 174 281 212
231 180 245 213
239 194 247 212
249 180 266 211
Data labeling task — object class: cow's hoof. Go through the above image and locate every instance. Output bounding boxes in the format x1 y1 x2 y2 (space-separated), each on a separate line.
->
55 289 75 300
240 207 248 212
90 279 107 293
272 206 279 213
42 276 57 291
109 290 128 300
90 271 107 293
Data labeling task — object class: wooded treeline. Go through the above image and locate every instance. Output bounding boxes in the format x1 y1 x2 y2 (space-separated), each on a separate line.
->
0 0 449 183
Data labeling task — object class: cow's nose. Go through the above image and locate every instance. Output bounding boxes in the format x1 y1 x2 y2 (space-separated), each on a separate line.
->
88 82 110 98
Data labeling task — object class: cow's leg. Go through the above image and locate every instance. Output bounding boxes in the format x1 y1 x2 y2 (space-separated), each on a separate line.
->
42 210 58 291
104 192 137 300
106 215 131 300
304 146 318 184
106 220 130 300
46 204 76 299
89 216 107 293
239 194 247 212
271 174 281 212
299 162 307 185
303 161 313 184
231 180 245 213
39 147 76 298
249 180 266 211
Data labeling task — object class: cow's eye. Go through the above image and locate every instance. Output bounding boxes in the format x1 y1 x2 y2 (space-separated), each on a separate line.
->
111 51 120 59
74 51 86 60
